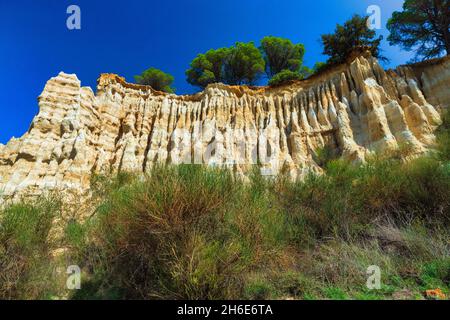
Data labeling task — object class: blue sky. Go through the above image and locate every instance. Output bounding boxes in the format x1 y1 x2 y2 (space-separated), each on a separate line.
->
0 0 410 144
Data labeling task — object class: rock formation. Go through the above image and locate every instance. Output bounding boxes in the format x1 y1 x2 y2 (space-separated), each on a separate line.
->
0 52 448 202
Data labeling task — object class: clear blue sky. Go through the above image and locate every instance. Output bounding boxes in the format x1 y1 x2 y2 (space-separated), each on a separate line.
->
0 0 411 144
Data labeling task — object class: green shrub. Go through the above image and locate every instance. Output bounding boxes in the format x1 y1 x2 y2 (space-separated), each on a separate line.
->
323 287 348 300
314 145 339 168
280 155 449 245
70 165 289 299
312 62 328 74
134 67 175 93
244 276 277 300
68 148 450 300
268 70 303 86
0 198 61 299
419 258 450 291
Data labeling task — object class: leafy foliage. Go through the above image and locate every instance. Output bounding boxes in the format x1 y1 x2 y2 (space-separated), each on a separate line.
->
223 42 265 85
321 14 385 65
71 166 286 299
0 198 61 299
186 42 265 88
260 36 306 78
387 0 450 60
312 62 328 74
134 67 175 93
268 69 303 86
186 48 230 88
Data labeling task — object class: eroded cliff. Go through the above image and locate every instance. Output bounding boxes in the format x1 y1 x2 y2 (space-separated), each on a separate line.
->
0 52 449 202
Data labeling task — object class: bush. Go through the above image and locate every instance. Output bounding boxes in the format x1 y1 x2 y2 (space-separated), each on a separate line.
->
312 62 328 74
244 276 276 299
268 70 303 86
68 152 449 300
70 165 289 299
0 198 61 299
134 68 175 93
280 156 449 244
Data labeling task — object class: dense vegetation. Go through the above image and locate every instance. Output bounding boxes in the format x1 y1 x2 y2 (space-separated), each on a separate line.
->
1 111 449 300
321 14 386 65
186 41 266 87
186 38 311 88
268 69 303 86
134 67 176 93
185 47 231 88
387 0 450 60
260 36 306 78
0 199 62 299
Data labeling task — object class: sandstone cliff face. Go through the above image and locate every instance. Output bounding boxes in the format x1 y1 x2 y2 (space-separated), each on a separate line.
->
0 53 448 201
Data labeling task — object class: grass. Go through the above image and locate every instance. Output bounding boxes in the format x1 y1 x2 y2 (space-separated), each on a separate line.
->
0 109 449 300
64 155 448 300
0 197 62 299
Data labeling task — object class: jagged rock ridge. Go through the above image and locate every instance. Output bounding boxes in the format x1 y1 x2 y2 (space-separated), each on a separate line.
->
0 52 448 201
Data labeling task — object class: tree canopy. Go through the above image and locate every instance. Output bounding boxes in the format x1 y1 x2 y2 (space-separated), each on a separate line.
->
186 42 265 88
260 36 306 78
321 14 385 65
387 0 450 60
185 48 230 88
223 42 265 85
134 68 175 93
312 62 328 74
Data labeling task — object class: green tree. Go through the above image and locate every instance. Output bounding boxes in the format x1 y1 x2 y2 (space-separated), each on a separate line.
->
134 68 175 93
223 42 265 85
387 0 450 60
321 14 385 65
186 48 230 89
312 62 327 74
260 36 306 78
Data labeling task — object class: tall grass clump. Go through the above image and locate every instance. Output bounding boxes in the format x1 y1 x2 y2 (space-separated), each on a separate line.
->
70 165 289 299
271 114 450 298
0 198 61 299
279 155 449 245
